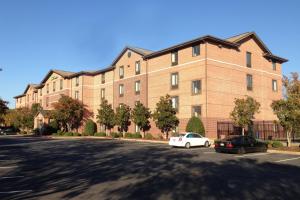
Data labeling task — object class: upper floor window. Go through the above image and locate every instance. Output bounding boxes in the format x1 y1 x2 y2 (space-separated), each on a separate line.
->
46 84 49 94
39 99 42 106
171 96 179 112
119 66 124 79
246 52 252 68
135 80 141 94
135 61 141 75
75 91 79 99
192 45 200 57
192 105 201 117
272 61 276 71
119 84 124 97
20 98 22 103
101 88 105 99
53 81 56 92
247 74 253 91
39 89 42 96
101 74 105 84
32 92 34 100
192 80 201 95
75 77 79 86
171 72 179 89
171 51 178 66
60 79 63 90
272 80 278 92
46 97 49 107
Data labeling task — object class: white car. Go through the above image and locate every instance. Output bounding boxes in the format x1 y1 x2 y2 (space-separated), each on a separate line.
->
169 132 210 148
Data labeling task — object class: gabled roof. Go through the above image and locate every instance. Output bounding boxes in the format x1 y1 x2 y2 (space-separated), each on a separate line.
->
23 84 40 94
40 69 75 84
111 46 154 66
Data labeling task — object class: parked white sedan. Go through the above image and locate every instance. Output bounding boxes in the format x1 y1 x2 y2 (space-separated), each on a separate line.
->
169 132 210 148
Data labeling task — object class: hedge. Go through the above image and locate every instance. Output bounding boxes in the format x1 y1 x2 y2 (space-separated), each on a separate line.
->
94 132 107 137
185 116 205 136
84 120 97 136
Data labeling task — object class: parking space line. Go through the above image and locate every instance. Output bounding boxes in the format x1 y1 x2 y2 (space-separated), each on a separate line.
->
275 157 300 163
0 166 18 169
0 190 32 194
0 176 24 179
203 152 215 154
235 153 270 158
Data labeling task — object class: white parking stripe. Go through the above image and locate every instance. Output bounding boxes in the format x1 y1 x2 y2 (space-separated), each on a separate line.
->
0 166 18 169
275 157 300 163
0 176 24 179
235 153 270 158
0 190 32 194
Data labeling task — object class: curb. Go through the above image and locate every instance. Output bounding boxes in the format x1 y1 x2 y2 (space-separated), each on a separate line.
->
267 149 300 155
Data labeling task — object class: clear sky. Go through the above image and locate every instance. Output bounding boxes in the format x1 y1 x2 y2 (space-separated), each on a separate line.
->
0 0 299 108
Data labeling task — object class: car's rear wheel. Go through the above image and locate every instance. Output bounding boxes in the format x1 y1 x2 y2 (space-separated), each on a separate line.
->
204 141 209 148
185 142 191 149
238 147 245 154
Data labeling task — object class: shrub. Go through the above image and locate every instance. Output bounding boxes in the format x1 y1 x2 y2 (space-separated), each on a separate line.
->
64 132 73 136
84 120 97 136
33 128 40 135
185 116 205 136
272 141 283 148
125 132 132 138
52 132 59 136
111 132 121 138
57 130 64 136
144 133 154 140
94 132 106 137
73 132 81 136
131 133 142 138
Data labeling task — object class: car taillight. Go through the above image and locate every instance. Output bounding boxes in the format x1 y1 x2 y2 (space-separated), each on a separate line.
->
215 143 219 147
226 143 234 148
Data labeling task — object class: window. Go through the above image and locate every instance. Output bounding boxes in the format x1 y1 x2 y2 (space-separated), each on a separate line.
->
192 45 200 57
20 98 22 103
39 99 42 105
171 96 179 112
60 79 63 90
75 91 79 99
39 89 42 96
46 97 49 107
272 80 278 92
53 81 56 92
76 77 79 86
101 74 105 84
247 74 253 91
127 51 131 58
171 72 179 89
192 80 201 95
192 106 202 117
119 66 124 79
101 88 105 99
32 93 34 100
171 51 178 66
135 61 141 75
272 61 276 71
46 84 49 93
135 81 141 94
246 52 252 68
135 100 140 106
119 84 124 97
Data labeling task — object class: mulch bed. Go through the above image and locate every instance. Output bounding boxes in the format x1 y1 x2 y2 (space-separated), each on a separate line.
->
269 146 300 152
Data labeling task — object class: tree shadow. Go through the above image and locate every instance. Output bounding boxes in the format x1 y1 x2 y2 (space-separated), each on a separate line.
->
0 139 299 200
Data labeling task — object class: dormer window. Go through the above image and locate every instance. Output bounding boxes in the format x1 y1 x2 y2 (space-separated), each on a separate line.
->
272 61 276 71
171 51 178 66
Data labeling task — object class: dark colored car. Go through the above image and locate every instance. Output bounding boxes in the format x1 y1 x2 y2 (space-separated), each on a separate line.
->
214 135 268 154
0 128 16 135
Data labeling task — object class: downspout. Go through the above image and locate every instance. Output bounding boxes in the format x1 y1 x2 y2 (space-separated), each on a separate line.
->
145 58 148 107
205 42 208 133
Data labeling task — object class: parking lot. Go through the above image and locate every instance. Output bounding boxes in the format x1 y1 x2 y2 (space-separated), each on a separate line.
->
0 136 300 200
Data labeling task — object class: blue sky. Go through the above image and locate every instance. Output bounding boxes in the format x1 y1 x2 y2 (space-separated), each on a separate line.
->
0 0 299 107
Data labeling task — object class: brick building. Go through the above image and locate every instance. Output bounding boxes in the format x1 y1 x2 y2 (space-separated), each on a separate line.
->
14 32 287 138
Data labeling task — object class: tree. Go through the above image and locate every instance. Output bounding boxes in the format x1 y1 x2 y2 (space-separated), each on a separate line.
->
52 95 89 132
115 104 131 137
131 101 151 137
186 116 205 136
96 100 115 135
0 98 9 125
152 95 179 139
271 72 300 147
84 119 97 136
31 103 42 116
230 96 260 136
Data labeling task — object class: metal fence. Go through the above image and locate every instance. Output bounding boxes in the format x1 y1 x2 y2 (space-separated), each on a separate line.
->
217 121 290 141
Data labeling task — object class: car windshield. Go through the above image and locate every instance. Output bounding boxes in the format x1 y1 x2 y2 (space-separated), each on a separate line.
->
179 134 186 137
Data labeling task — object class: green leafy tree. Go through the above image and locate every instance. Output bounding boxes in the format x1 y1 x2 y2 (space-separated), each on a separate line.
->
152 95 179 139
52 95 91 132
0 98 9 125
96 100 115 135
271 72 300 147
31 103 42 116
131 102 151 137
186 116 205 135
115 104 131 137
230 96 260 136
